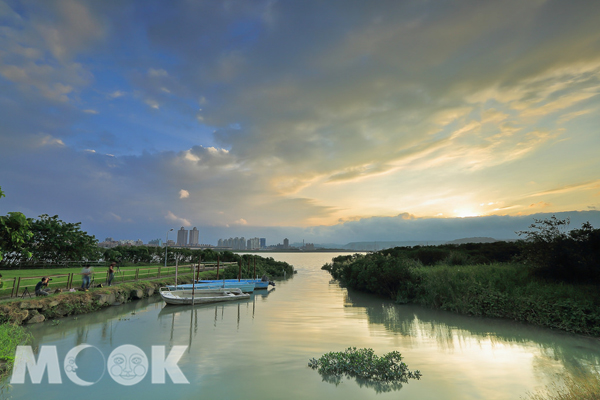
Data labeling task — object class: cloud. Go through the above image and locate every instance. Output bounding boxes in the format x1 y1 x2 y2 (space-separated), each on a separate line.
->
528 180 600 197
166 211 191 226
1 1 600 244
106 212 122 221
179 189 189 199
558 109 594 124
38 134 65 147
108 90 125 98
145 99 160 109
529 201 551 209
148 68 169 77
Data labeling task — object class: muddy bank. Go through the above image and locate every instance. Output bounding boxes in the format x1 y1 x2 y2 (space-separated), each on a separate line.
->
0 274 196 325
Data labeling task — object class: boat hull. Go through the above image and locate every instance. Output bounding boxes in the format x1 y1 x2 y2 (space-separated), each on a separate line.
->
198 279 271 290
168 282 255 293
160 287 250 305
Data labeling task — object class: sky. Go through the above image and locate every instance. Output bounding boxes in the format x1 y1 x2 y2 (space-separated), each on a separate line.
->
1 0 599 245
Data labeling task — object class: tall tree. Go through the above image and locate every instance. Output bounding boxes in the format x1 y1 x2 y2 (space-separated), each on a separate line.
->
0 186 33 263
28 214 99 263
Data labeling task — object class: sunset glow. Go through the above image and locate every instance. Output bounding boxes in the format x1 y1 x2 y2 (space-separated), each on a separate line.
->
1 1 599 243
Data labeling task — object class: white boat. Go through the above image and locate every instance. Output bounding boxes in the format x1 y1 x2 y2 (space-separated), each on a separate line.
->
159 287 250 305
168 281 256 293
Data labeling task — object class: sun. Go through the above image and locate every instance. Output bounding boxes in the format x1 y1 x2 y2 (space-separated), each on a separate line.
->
453 208 481 218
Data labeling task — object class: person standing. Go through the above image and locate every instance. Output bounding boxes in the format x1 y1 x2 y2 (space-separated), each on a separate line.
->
81 264 93 290
108 262 116 286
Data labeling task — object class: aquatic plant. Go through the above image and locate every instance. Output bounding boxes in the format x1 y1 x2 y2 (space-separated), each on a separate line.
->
308 347 421 384
525 372 600 400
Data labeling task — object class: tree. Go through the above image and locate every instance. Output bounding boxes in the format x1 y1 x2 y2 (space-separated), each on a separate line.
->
0 212 33 264
28 214 100 263
0 186 33 264
517 216 600 282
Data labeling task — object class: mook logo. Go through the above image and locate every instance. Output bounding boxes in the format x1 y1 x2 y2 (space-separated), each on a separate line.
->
11 344 189 386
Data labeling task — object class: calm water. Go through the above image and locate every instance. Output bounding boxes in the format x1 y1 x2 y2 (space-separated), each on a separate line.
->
6 252 600 399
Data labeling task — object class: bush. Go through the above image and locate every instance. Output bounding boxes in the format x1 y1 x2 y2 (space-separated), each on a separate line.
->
517 217 600 283
323 248 600 336
413 248 450 265
308 347 421 383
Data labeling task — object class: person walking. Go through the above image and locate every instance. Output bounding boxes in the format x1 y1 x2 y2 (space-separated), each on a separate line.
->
81 264 93 291
108 262 116 286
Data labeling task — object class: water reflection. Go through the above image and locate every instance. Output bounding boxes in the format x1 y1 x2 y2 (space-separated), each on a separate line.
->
318 373 407 394
7 253 600 400
343 288 600 378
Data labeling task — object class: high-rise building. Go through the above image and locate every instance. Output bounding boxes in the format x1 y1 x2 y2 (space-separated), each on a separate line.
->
189 227 199 246
283 238 289 249
247 237 260 250
260 238 266 249
177 227 188 246
148 239 162 246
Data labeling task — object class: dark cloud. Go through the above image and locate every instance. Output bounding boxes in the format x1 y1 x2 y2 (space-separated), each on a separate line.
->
1 0 599 244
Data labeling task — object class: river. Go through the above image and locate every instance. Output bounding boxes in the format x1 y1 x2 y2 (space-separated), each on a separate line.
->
5 252 600 399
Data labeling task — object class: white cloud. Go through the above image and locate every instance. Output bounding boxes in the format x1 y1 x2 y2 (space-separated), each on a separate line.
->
166 211 191 226
145 99 160 109
108 90 125 98
106 212 122 221
37 134 65 147
148 68 169 77
179 189 190 199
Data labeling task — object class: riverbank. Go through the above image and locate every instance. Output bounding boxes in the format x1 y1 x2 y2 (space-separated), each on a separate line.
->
0 273 202 325
322 254 600 337
0 272 204 387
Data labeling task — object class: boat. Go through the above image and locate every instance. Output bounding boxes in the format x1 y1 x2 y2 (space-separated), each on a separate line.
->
197 279 275 290
159 287 250 305
168 281 256 293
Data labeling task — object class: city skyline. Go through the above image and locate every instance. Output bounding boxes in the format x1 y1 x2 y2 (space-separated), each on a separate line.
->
1 1 599 244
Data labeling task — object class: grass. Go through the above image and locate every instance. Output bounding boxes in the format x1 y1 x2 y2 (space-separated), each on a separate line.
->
403 263 600 336
0 264 198 298
0 323 32 390
524 373 600 400
0 268 217 306
0 324 31 363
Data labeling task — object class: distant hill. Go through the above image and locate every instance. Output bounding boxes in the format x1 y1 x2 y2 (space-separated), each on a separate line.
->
314 238 516 251
339 241 446 251
445 237 500 244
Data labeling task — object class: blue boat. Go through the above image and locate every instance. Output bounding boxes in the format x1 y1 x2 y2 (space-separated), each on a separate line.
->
198 279 274 290
169 281 255 293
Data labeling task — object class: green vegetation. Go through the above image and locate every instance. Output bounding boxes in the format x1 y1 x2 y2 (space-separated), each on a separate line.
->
219 254 294 279
0 324 31 363
323 218 600 336
525 373 600 400
1 186 99 267
309 347 421 392
27 214 99 265
0 187 33 264
0 324 31 390
517 216 600 283
102 247 294 279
